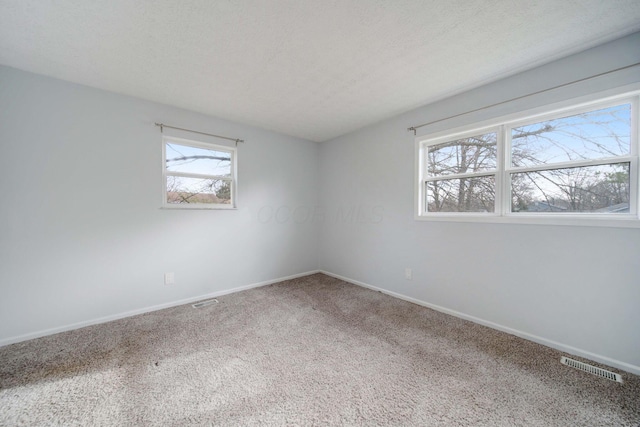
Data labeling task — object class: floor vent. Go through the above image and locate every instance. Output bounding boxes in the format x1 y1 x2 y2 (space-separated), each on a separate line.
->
192 299 218 309
561 356 623 383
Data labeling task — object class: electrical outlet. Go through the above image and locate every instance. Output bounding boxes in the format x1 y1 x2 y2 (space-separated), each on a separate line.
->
405 268 412 280
164 272 175 286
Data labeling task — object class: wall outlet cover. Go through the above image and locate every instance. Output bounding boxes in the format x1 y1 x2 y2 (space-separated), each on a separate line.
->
164 272 175 285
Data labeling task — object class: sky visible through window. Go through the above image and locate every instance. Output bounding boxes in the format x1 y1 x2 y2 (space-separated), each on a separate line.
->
166 143 231 176
511 104 631 166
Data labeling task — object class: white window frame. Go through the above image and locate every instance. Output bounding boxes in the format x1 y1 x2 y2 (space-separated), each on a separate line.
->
162 136 237 210
415 85 640 228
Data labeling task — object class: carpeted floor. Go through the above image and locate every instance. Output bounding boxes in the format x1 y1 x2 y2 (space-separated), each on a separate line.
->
1 273 638 426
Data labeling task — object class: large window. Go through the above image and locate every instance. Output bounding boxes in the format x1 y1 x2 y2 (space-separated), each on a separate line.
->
416 91 639 226
162 136 237 209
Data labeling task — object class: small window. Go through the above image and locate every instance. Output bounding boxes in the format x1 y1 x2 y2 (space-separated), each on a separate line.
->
162 136 236 209
416 90 639 226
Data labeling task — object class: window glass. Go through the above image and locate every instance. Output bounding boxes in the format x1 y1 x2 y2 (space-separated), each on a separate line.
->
428 132 497 176
163 137 235 208
511 163 630 213
167 176 232 205
427 176 495 213
166 143 231 176
511 104 631 167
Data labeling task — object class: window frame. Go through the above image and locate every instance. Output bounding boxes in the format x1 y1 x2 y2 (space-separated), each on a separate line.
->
415 86 640 228
420 125 502 217
162 135 237 210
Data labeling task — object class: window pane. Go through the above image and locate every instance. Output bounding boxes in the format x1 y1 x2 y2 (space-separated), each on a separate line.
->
166 143 231 176
427 132 497 176
427 176 495 212
166 176 232 205
511 104 631 167
511 163 630 213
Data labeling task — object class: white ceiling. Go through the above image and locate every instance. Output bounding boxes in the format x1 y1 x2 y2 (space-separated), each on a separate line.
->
1 1 639 142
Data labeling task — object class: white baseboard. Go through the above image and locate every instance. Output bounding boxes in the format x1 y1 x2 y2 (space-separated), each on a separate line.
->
320 270 640 377
0 270 320 348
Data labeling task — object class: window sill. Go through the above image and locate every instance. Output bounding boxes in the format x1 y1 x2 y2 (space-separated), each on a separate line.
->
414 213 640 228
161 204 237 210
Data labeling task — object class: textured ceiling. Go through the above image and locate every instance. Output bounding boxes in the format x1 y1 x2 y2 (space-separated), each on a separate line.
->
1 1 640 142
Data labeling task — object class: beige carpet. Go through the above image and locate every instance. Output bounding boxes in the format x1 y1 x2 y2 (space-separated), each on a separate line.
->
1 273 638 426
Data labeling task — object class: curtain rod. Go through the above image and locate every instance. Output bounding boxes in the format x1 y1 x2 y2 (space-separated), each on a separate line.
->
407 62 640 135
155 123 244 145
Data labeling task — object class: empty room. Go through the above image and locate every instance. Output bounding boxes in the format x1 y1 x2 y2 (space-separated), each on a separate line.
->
1 1 640 425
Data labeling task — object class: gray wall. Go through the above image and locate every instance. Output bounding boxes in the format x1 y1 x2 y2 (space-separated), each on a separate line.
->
2 32 639 375
0 66 319 344
318 32 640 374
